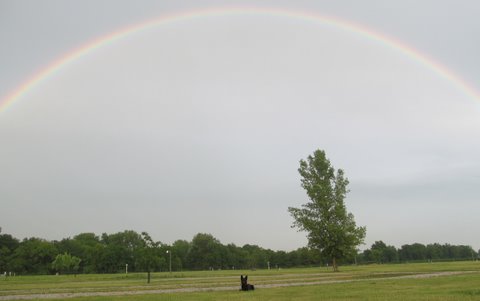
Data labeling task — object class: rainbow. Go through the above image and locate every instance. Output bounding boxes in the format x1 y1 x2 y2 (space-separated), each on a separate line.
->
1 6 479 113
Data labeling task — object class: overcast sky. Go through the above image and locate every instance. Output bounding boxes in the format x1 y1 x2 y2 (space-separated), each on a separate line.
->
1 0 479 251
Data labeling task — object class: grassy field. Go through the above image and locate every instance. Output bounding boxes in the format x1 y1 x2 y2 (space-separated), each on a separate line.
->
1 261 479 300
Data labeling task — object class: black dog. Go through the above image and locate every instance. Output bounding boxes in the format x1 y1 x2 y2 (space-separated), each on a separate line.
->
240 275 255 291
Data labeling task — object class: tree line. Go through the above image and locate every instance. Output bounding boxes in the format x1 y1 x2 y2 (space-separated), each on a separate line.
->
1 230 477 275
358 240 478 264
0 230 323 275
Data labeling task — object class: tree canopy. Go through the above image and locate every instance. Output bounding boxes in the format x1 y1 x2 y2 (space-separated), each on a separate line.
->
52 253 81 275
288 149 366 271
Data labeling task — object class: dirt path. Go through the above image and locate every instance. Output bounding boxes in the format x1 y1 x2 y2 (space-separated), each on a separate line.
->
0 271 474 300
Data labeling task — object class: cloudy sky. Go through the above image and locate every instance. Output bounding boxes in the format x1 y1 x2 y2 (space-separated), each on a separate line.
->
1 0 479 251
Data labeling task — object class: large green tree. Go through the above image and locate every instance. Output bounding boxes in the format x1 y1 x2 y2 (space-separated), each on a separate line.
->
288 149 366 271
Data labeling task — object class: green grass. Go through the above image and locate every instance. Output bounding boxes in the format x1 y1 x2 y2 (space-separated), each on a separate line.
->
1 261 480 300
66 272 480 301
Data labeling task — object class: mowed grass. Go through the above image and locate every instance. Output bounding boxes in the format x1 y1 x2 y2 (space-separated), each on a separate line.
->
1 261 480 300
74 273 480 301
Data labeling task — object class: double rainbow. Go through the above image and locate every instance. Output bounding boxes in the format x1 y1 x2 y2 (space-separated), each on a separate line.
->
1 7 479 113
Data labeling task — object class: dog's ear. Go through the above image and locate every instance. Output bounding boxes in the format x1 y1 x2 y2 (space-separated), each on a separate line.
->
240 275 243 280
245 275 248 281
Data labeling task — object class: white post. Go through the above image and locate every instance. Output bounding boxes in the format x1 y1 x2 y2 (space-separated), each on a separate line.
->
166 250 171 273
125 263 128 274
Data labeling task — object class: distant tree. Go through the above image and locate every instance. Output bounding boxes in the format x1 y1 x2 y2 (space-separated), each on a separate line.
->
186 233 223 270
172 240 191 271
369 241 398 263
425 243 442 260
101 230 145 272
71 233 102 273
399 243 427 261
271 250 287 269
52 253 81 275
241 244 268 269
454 245 475 260
288 149 366 271
10 238 57 274
225 243 248 269
0 233 19 251
136 232 164 283
0 233 20 272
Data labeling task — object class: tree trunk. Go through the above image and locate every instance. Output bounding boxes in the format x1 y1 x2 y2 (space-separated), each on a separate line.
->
147 271 151 283
332 257 338 272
